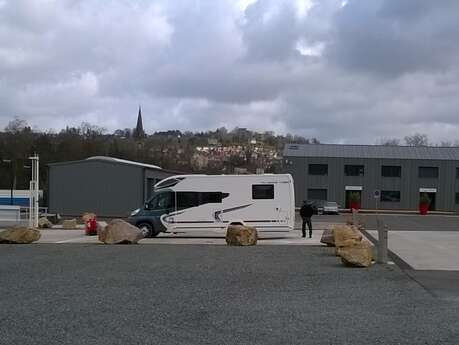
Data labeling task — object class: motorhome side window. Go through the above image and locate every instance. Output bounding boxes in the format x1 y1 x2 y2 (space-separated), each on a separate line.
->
177 192 200 209
201 192 223 204
176 192 224 209
252 184 274 199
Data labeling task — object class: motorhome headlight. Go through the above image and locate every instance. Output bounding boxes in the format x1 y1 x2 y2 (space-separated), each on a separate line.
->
130 208 140 216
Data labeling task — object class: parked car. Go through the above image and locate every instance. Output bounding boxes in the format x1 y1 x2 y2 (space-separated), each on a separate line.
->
304 200 339 215
322 201 339 215
304 200 325 215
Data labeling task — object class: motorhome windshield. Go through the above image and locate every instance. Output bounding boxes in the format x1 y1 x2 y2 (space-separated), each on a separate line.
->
146 190 174 210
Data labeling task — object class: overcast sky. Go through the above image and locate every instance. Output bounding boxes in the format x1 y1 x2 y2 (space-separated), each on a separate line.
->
1 0 459 143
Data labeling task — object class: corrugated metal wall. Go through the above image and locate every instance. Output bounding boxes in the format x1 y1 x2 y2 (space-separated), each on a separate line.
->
49 161 145 217
284 156 459 212
144 169 176 200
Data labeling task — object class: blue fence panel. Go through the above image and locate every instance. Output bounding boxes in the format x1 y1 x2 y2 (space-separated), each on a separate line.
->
0 197 30 207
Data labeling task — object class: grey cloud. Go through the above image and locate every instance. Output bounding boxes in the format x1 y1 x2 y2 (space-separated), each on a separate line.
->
327 0 459 77
1 0 459 146
241 0 299 62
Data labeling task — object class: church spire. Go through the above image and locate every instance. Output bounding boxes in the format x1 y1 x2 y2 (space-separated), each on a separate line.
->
134 105 145 138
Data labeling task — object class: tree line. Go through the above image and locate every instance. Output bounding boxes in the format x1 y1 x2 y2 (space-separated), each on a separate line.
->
0 117 319 200
0 116 451 204
377 133 459 147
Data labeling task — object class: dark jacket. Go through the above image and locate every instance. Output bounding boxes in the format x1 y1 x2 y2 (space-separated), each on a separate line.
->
300 204 314 218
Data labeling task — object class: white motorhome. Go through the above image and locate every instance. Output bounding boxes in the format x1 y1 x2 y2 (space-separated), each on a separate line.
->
127 174 295 237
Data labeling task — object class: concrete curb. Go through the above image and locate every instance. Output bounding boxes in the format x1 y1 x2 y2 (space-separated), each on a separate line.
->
360 229 413 270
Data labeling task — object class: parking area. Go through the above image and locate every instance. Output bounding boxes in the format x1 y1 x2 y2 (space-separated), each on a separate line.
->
1 244 458 345
4 213 459 272
35 216 343 245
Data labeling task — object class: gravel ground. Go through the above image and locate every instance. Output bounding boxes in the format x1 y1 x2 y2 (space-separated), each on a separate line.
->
1 244 458 345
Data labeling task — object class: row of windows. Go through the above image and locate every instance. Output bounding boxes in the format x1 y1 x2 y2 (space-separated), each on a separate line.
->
307 189 402 202
176 185 276 206
307 189 459 205
148 184 275 210
308 164 446 178
305 189 459 204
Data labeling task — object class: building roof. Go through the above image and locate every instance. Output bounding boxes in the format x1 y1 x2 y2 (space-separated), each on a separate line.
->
48 156 163 170
86 156 162 169
283 144 459 161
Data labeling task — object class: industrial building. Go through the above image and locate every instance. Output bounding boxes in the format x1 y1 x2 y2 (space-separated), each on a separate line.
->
48 156 176 217
283 144 459 212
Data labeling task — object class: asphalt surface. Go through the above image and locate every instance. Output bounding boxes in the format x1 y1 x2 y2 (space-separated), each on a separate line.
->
357 213 459 231
1 244 459 345
405 270 459 302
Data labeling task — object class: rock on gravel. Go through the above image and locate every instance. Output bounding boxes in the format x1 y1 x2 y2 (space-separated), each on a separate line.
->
62 219 78 229
38 217 53 229
225 225 258 246
338 241 374 268
98 219 144 244
0 227 41 244
320 228 335 246
333 225 362 248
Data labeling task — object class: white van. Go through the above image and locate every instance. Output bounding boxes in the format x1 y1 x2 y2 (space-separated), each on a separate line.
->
127 174 295 237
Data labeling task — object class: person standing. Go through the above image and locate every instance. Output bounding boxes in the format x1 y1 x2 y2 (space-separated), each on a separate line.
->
300 201 314 238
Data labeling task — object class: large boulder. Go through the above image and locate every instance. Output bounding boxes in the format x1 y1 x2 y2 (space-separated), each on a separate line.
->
0 227 41 244
98 219 144 244
339 241 374 268
225 225 258 246
82 213 96 223
38 217 53 229
320 229 335 246
333 225 362 248
62 219 77 229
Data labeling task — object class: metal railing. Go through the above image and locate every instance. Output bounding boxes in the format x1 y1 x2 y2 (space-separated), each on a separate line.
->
0 206 49 227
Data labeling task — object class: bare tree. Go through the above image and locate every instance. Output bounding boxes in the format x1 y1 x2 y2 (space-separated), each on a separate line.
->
5 117 29 133
439 141 452 147
376 138 400 146
404 133 429 146
377 138 400 146
79 122 106 137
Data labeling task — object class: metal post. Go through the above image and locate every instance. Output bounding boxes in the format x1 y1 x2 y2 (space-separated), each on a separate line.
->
376 219 388 264
28 154 39 228
35 155 39 227
352 208 358 226
10 169 13 206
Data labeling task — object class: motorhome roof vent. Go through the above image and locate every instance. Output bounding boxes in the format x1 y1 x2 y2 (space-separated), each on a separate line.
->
155 177 185 190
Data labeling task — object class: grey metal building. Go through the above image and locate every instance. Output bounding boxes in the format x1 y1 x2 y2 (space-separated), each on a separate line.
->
48 156 176 217
283 144 459 212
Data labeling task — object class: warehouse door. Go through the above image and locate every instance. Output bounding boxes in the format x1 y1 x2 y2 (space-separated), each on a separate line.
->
419 192 436 211
345 190 362 209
